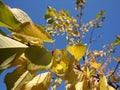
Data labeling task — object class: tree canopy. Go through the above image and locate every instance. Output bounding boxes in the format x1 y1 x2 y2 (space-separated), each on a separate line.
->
0 0 120 90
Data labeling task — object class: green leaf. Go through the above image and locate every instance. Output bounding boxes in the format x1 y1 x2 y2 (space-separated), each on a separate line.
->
0 1 21 29
0 34 28 70
66 44 86 61
25 45 53 72
21 72 52 90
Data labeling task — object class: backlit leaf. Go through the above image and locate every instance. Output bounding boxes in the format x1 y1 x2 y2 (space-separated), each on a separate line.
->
0 1 21 29
25 45 53 72
21 72 52 90
66 44 86 61
12 23 53 44
100 75 108 90
89 61 101 69
51 49 69 76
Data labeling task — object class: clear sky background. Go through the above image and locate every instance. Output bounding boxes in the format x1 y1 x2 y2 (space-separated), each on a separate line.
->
0 0 120 90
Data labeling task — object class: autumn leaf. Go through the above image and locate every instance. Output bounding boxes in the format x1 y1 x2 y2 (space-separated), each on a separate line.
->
66 44 86 61
51 49 69 76
9 8 32 24
100 75 108 90
21 72 52 90
113 35 120 46
0 34 27 70
0 1 21 29
89 61 101 69
12 23 53 45
63 56 78 84
25 45 53 73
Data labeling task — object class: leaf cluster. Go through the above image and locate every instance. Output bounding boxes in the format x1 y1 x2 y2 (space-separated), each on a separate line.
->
0 1 120 90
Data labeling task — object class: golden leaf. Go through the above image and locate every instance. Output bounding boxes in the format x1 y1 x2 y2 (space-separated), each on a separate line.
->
51 49 69 76
66 44 86 61
13 22 54 45
89 61 101 69
100 75 108 90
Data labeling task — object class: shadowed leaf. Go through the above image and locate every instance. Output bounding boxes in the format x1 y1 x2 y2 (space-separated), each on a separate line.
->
21 72 52 90
0 34 27 70
25 45 53 72
12 71 35 90
64 56 77 84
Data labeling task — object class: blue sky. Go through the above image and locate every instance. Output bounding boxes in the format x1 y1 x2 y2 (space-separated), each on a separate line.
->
2 0 120 49
1 0 120 90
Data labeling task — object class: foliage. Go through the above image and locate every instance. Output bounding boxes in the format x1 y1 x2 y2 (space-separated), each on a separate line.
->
0 0 120 90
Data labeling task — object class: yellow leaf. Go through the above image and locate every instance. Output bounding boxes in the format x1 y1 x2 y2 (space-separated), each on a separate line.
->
86 67 90 78
13 23 53 45
100 75 108 90
89 61 101 69
66 44 86 61
51 49 69 76
64 56 78 84
0 1 21 29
